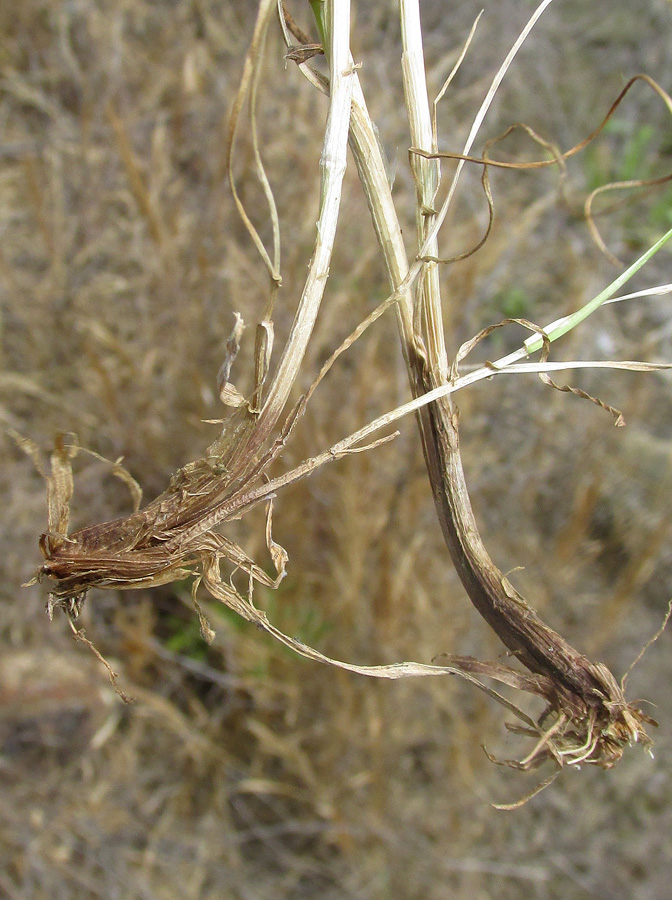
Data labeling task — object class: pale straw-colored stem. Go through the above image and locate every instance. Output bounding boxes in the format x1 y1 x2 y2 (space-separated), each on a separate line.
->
348 79 417 354
254 0 354 438
400 0 448 382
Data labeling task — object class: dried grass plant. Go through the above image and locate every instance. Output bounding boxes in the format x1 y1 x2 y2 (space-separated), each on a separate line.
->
15 0 672 807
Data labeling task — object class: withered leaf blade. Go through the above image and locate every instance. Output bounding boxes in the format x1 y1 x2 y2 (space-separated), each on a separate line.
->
285 44 324 64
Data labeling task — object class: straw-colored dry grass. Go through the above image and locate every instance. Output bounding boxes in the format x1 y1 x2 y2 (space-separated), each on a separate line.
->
2 1 672 898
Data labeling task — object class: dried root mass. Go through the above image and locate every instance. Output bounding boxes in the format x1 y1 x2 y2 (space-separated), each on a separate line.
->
21 368 659 792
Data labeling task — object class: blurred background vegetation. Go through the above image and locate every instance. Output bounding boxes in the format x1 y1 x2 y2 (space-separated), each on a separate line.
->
1 1 672 898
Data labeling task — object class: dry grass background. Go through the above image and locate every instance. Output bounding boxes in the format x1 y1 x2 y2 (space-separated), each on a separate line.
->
1 1 672 898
